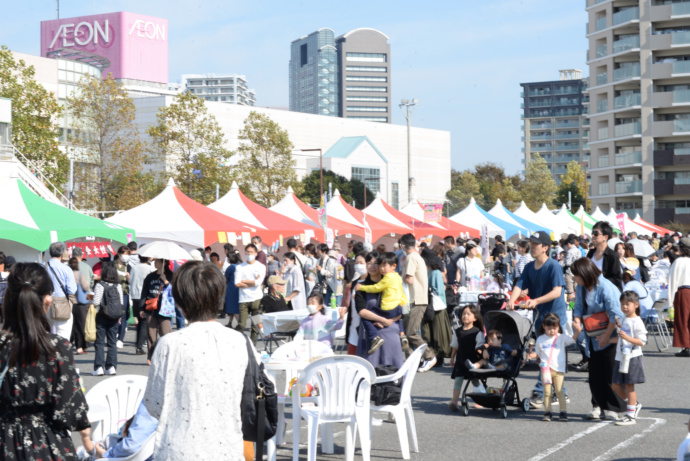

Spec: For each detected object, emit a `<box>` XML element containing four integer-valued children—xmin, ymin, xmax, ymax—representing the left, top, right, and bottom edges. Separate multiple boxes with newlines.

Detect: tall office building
<box><xmin>182</xmin><ymin>74</ymin><xmax>256</xmax><ymax>105</ymax></box>
<box><xmin>521</xmin><ymin>70</ymin><xmax>591</xmax><ymax>183</ymax></box>
<box><xmin>289</xmin><ymin>29</ymin><xmax>339</xmax><ymax>116</ymax></box>
<box><xmin>289</xmin><ymin>28</ymin><xmax>391</xmax><ymax>122</ymax></box>
<box><xmin>586</xmin><ymin>0</ymin><xmax>690</xmax><ymax>223</ymax></box>
<box><xmin>336</xmin><ymin>28</ymin><xmax>391</xmax><ymax>122</ymax></box>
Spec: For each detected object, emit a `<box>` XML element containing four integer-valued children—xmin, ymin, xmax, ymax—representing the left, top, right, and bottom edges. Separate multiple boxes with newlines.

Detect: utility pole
<box><xmin>56</xmin><ymin>0</ymin><xmax>59</xmax><ymax>19</ymax></box>
<box><xmin>399</xmin><ymin>98</ymin><xmax>418</xmax><ymax>203</ymax></box>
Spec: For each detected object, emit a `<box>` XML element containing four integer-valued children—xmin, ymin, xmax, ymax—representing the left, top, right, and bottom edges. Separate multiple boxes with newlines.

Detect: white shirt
<box><xmin>590</xmin><ymin>254</ymin><xmax>604</xmax><ymax>272</ymax></box>
<box><xmin>535</xmin><ymin>333</ymin><xmax>575</xmax><ymax>373</ymax></box>
<box><xmin>678</xmin><ymin>433</ymin><xmax>690</xmax><ymax>461</ymax></box>
<box><xmin>236</xmin><ymin>262</ymin><xmax>266</xmax><ymax>303</ymax></box>
<box><xmin>457</xmin><ymin>256</ymin><xmax>485</xmax><ymax>285</ymax></box>
<box><xmin>285</xmin><ymin>264</ymin><xmax>307</xmax><ymax>311</ymax></box>
<box><xmin>615</xmin><ymin>316</ymin><xmax>647</xmax><ymax>361</ymax></box>
<box><xmin>144</xmin><ymin>322</ymin><xmax>248</xmax><ymax>461</ymax></box>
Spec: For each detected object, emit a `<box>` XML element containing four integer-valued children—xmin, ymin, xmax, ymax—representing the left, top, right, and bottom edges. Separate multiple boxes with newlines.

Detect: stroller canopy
<box><xmin>484</xmin><ymin>310</ymin><xmax>533</xmax><ymax>349</ymax></box>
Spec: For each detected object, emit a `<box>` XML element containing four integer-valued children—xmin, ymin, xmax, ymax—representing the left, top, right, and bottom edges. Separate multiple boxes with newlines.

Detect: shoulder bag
<box><xmin>45</xmin><ymin>263</ymin><xmax>73</xmax><ymax>321</ymax></box>
<box><xmin>240</xmin><ymin>336</ymin><xmax>277</xmax><ymax>461</ymax></box>
<box><xmin>582</xmin><ymin>290</ymin><xmax>610</xmax><ymax>337</ymax></box>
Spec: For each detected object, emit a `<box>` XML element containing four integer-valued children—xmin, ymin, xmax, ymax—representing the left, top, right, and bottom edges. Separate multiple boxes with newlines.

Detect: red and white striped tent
<box><xmin>326</xmin><ymin>189</ymin><xmax>409</xmax><ymax>241</ymax></box>
<box><xmin>632</xmin><ymin>213</ymin><xmax>672</xmax><ymax>235</ymax></box>
<box><xmin>106</xmin><ymin>178</ymin><xmax>254</xmax><ymax>249</ymax></box>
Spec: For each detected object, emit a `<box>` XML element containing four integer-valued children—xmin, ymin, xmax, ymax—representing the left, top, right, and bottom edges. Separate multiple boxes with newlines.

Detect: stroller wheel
<box><xmin>501</xmin><ymin>405</ymin><xmax>508</xmax><ymax>419</ymax></box>
<box><xmin>461</xmin><ymin>402</ymin><xmax>469</xmax><ymax>416</ymax></box>
<box><xmin>521</xmin><ymin>398</ymin><xmax>530</xmax><ymax>412</ymax></box>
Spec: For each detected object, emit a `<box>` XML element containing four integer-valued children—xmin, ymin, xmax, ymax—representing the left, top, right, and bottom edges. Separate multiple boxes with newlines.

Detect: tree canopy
<box><xmin>521</xmin><ymin>153</ymin><xmax>557</xmax><ymax>211</ymax></box>
<box><xmin>298</xmin><ymin>169</ymin><xmax>374</xmax><ymax>209</ymax></box>
<box><xmin>555</xmin><ymin>160</ymin><xmax>588</xmax><ymax>210</ymax></box>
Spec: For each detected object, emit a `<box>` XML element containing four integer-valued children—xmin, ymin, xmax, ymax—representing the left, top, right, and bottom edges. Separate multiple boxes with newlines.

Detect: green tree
<box><xmin>148</xmin><ymin>92</ymin><xmax>233</xmax><ymax>205</ymax></box>
<box><xmin>474</xmin><ymin>162</ymin><xmax>506</xmax><ymax>209</ymax></box>
<box><xmin>235</xmin><ymin>111</ymin><xmax>301</xmax><ymax>207</ymax></box>
<box><xmin>521</xmin><ymin>153</ymin><xmax>557</xmax><ymax>211</ymax></box>
<box><xmin>0</xmin><ymin>46</ymin><xmax>67</xmax><ymax>186</ymax></box>
<box><xmin>67</xmin><ymin>73</ymin><xmax>151</xmax><ymax>212</ymax></box>
<box><xmin>445</xmin><ymin>169</ymin><xmax>480</xmax><ymax>215</ymax></box>
<box><xmin>298</xmin><ymin>169</ymin><xmax>374</xmax><ymax>209</ymax></box>
<box><xmin>555</xmin><ymin>160</ymin><xmax>588</xmax><ymax>210</ymax></box>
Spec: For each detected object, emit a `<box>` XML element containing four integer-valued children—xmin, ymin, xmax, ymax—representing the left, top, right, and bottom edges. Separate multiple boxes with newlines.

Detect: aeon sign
<box><xmin>41</xmin><ymin>12</ymin><xmax>168</xmax><ymax>84</ymax></box>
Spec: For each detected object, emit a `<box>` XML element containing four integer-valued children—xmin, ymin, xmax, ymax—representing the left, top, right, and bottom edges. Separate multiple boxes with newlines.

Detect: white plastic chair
<box><xmin>370</xmin><ymin>344</ymin><xmax>426</xmax><ymax>460</ymax></box>
<box><xmin>333</xmin><ymin>313</ymin><xmax>348</xmax><ymax>352</ymax></box>
<box><xmin>292</xmin><ymin>355</ymin><xmax>376</xmax><ymax>461</ymax></box>
<box><xmin>85</xmin><ymin>375</ymin><xmax>148</xmax><ymax>441</ymax></box>
<box><xmin>644</xmin><ymin>299</ymin><xmax>671</xmax><ymax>351</ymax></box>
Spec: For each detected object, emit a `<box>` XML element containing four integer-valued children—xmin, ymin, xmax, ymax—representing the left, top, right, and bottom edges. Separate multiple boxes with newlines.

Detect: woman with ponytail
<box><xmin>0</xmin><ymin>263</ymin><xmax>91</xmax><ymax>460</ymax></box>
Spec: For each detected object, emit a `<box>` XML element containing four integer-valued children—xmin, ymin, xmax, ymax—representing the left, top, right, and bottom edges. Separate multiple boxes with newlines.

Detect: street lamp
<box><xmin>300</xmin><ymin>148</ymin><xmax>323</xmax><ymax>198</ymax></box>
<box><xmin>399</xmin><ymin>98</ymin><xmax>418</xmax><ymax>203</ymax></box>
<box><xmin>363</xmin><ymin>177</ymin><xmax>378</xmax><ymax>208</ymax></box>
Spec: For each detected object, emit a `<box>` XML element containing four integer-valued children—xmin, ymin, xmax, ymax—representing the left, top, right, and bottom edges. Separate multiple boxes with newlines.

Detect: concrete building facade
<box><xmin>182</xmin><ymin>74</ymin><xmax>256</xmax><ymax>106</ymax></box>
<box><xmin>521</xmin><ymin>70</ymin><xmax>591</xmax><ymax>183</ymax></box>
<box><xmin>585</xmin><ymin>0</ymin><xmax>690</xmax><ymax>223</ymax></box>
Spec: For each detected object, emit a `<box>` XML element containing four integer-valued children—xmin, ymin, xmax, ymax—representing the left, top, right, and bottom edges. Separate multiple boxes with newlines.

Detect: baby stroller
<box><xmin>460</xmin><ymin>309</ymin><xmax>533</xmax><ymax>418</ymax></box>
<box><xmin>477</xmin><ymin>292</ymin><xmax>508</xmax><ymax>318</ymax></box>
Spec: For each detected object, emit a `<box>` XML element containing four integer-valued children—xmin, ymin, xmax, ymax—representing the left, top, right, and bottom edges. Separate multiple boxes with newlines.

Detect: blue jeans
<box><xmin>94</xmin><ymin>313</ymin><xmax>119</xmax><ymax>370</ymax></box>
<box><xmin>174</xmin><ymin>305</ymin><xmax>185</xmax><ymax>329</ymax></box>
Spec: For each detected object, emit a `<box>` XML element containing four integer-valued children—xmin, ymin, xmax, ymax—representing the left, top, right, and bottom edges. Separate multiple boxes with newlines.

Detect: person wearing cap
<box><xmin>259</xmin><ymin>275</ymin><xmax>289</xmax><ymax>314</ymax></box>
<box><xmin>189</xmin><ymin>249</ymin><xmax>204</xmax><ymax>262</ymax></box>
<box><xmin>283</xmin><ymin>252</ymin><xmax>307</xmax><ymax>311</ymax></box>
<box><xmin>507</xmin><ymin>230</ymin><xmax>568</xmax><ymax>408</ymax></box>
<box><xmin>668</xmin><ymin>237</ymin><xmax>690</xmax><ymax>357</ymax></box>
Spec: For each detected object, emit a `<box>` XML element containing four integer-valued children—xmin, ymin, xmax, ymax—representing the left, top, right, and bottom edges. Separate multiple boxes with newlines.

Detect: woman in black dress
<box><xmin>0</xmin><ymin>262</ymin><xmax>91</xmax><ymax>460</ymax></box>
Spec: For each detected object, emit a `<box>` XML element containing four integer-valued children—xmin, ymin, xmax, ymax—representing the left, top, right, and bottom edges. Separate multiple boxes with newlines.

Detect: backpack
<box><xmin>100</xmin><ymin>283</ymin><xmax>125</xmax><ymax>320</ymax></box>
<box><xmin>370</xmin><ymin>365</ymin><xmax>402</xmax><ymax>406</ymax></box>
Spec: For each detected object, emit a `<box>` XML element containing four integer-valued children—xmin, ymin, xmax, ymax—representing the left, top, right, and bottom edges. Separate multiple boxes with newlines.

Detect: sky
<box><xmin>0</xmin><ymin>0</ymin><xmax>588</xmax><ymax>176</ymax></box>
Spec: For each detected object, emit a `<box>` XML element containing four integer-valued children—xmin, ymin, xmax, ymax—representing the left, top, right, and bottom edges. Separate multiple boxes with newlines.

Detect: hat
<box><xmin>333</xmin><ymin>242</ymin><xmax>342</xmax><ymax>251</ymax></box>
<box><xmin>465</xmin><ymin>241</ymin><xmax>477</xmax><ymax>250</ymax></box>
<box><xmin>327</xmin><ymin>250</ymin><xmax>337</xmax><ymax>258</ymax></box>
<box><xmin>363</xmin><ymin>242</ymin><xmax>373</xmax><ymax>252</ymax></box>
<box><xmin>506</xmin><ymin>242</ymin><xmax>515</xmax><ymax>249</ymax></box>
<box><xmin>528</xmin><ymin>231</ymin><xmax>552</xmax><ymax>247</ymax></box>
<box><xmin>189</xmin><ymin>249</ymin><xmax>204</xmax><ymax>261</ymax></box>
<box><xmin>267</xmin><ymin>275</ymin><xmax>286</xmax><ymax>286</ymax></box>
<box><xmin>680</xmin><ymin>237</ymin><xmax>690</xmax><ymax>248</ymax></box>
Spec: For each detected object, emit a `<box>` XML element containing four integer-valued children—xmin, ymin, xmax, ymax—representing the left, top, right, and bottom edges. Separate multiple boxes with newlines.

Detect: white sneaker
<box><xmin>105</xmin><ymin>367</ymin><xmax>117</xmax><ymax>376</ymax></box>
<box><xmin>92</xmin><ymin>367</ymin><xmax>104</xmax><ymax>376</ymax></box>
<box><xmin>116</xmin><ymin>340</ymin><xmax>124</xmax><ymax>349</ymax></box>
<box><xmin>634</xmin><ymin>402</ymin><xmax>642</xmax><ymax>418</ymax></box>
<box><xmin>586</xmin><ymin>406</ymin><xmax>601</xmax><ymax>420</ymax></box>
<box><xmin>418</xmin><ymin>356</ymin><xmax>437</xmax><ymax>373</ymax></box>
<box><xmin>603</xmin><ymin>410</ymin><xmax>619</xmax><ymax>421</ymax></box>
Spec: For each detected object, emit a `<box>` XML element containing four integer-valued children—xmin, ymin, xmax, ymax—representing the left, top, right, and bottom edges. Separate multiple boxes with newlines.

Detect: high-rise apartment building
<box><xmin>182</xmin><ymin>74</ymin><xmax>256</xmax><ymax>105</ymax></box>
<box><xmin>336</xmin><ymin>29</ymin><xmax>391</xmax><ymax>123</ymax></box>
<box><xmin>521</xmin><ymin>70</ymin><xmax>591</xmax><ymax>183</ymax></box>
<box><xmin>586</xmin><ymin>0</ymin><xmax>690</xmax><ymax>223</ymax></box>
<box><xmin>289</xmin><ymin>28</ymin><xmax>391</xmax><ymax>122</ymax></box>
<box><xmin>289</xmin><ymin>29</ymin><xmax>339</xmax><ymax>117</ymax></box>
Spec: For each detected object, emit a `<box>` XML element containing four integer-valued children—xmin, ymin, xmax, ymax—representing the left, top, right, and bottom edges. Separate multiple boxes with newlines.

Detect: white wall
<box><xmin>133</xmin><ymin>97</ymin><xmax>451</xmax><ymax>207</ymax></box>
<box><xmin>0</xmin><ymin>98</ymin><xmax>11</xmax><ymax>124</ymax></box>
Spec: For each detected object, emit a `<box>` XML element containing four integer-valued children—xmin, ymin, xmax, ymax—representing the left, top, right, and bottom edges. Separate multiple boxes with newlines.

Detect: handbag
<box><xmin>431</xmin><ymin>291</ymin><xmax>446</xmax><ymax>312</ymax></box>
<box><xmin>84</xmin><ymin>305</ymin><xmax>97</xmax><ymax>343</ymax></box>
<box><xmin>45</xmin><ymin>263</ymin><xmax>74</xmax><ymax>321</ymax></box>
<box><xmin>240</xmin><ymin>336</ymin><xmax>277</xmax><ymax>461</ymax></box>
<box><xmin>158</xmin><ymin>285</ymin><xmax>176</xmax><ymax>318</ymax></box>
<box><xmin>583</xmin><ymin>311</ymin><xmax>610</xmax><ymax>337</ymax></box>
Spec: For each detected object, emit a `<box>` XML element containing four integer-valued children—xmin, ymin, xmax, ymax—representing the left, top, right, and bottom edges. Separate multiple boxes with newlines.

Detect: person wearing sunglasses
<box><xmin>587</xmin><ymin>221</ymin><xmax>623</xmax><ymax>292</ymax></box>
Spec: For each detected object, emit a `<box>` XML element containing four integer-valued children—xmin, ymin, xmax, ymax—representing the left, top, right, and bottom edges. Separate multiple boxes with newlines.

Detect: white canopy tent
<box><xmin>535</xmin><ymin>204</ymin><xmax>578</xmax><ymax>237</ymax></box>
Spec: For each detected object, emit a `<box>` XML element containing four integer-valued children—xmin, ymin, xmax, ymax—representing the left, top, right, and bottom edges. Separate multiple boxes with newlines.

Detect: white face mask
<box><xmin>120</xmin><ymin>255</ymin><xmax>130</xmax><ymax>264</ymax></box>
<box><xmin>307</xmin><ymin>304</ymin><xmax>319</xmax><ymax>315</ymax></box>
<box><xmin>246</xmin><ymin>254</ymin><xmax>256</xmax><ymax>263</ymax></box>
<box><xmin>354</xmin><ymin>263</ymin><xmax>366</xmax><ymax>276</ymax></box>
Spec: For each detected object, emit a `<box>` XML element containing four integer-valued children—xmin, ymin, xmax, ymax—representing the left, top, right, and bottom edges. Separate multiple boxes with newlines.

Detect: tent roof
<box><xmin>326</xmin><ymin>189</ymin><xmax>409</xmax><ymax>240</ymax></box>
<box><xmin>323</xmin><ymin>136</ymin><xmax>387</xmax><ymax>163</ymax></box>
<box><xmin>606</xmin><ymin>209</ymin><xmax>656</xmax><ymax>237</ymax></box>
<box><xmin>590</xmin><ymin>206</ymin><xmax>622</xmax><ymax>231</ymax></box>
<box><xmin>556</xmin><ymin>205</ymin><xmax>591</xmax><ymax>235</ymax></box>
<box><xmin>0</xmin><ymin>178</ymin><xmax>134</xmax><ymax>251</ymax></box>
<box><xmin>513</xmin><ymin>201</ymin><xmax>557</xmax><ymax>233</ymax></box>
<box><xmin>488</xmin><ymin>199</ymin><xmax>550</xmax><ymax>236</ymax></box>
<box><xmin>535</xmin><ymin>204</ymin><xmax>579</xmax><ymax>237</ymax></box>
<box><xmin>400</xmin><ymin>198</ymin><xmax>479</xmax><ymax>238</ymax></box>
<box><xmin>209</xmin><ymin>182</ymin><xmax>320</xmax><ymax>242</ymax></box>
<box><xmin>449</xmin><ymin>197</ymin><xmax>524</xmax><ymax>239</ymax></box>
<box><xmin>107</xmin><ymin>178</ymin><xmax>253</xmax><ymax>248</ymax></box>
<box><xmin>633</xmin><ymin>214</ymin><xmax>672</xmax><ymax>235</ymax></box>
<box><xmin>269</xmin><ymin>187</ymin><xmax>363</xmax><ymax>237</ymax></box>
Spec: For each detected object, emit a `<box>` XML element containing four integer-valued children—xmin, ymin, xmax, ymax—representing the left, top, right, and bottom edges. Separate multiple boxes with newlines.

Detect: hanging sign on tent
<box><xmin>325</xmin><ymin>228</ymin><xmax>334</xmax><ymax>247</ymax></box>
<box><xmin>242</xmin><ymin>232</ymin><xmax>251</xmax><ymax>245</ymax></box>
<box><xmin>363</xmin><ymin>212</ymin><xmax>372</xmax><ymax>244</ymax></box>
<box><xmin>616</xmin><ymin>214</ymin><xmax>627</xmax><ymax>237</ymax></box>
<box><xmin>227</xmin><ymin>232</ymin><xmax>237</xmax><ymax>243</ymax></box>
<box><xmin>217</xmin><ymin>232</ymin><xmax>227</xmax><ymax>243</ymax></box>
<box><xmin>305</xmin><ymin>229</ymin><xmax>315</xmax><ymax>241</ymax></box>
<box><xmin>423</xmin><ymin>204</ymin><xmax>443</xmax><ymax>222</ymax></box>
<box><xmin>92</xmin><ymin>244</ymin><xmax>106</xmax><ymax>258</ymax></box>
<box><xmin>105</xmin><ymin>243</ymin><xmax>115</xmax><ymax>255</ymax></box>
<box><xmin>83</xmin><ymin>244</ymin><xmax>94</xmax><ymax>259</ymax></box>
<box><xmin>480</xmin><ymin>224</ymin><xmax>489</xmax><ymax>264</ymax></box>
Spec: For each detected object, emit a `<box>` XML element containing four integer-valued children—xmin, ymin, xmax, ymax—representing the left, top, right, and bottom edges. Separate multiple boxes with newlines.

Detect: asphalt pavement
<box><xmin>75</xmin><ymin>322</ymin><xmax>690</xmax><ymax>461</ymax></box>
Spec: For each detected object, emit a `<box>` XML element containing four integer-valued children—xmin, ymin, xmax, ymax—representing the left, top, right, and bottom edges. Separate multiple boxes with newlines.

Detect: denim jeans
<box><xmin>174</xmin><ymin>305</ymin><xmax>186</xmax><ymax>329</ymax></box>
<box><xmin>118</xmin><ymin>294</ymin><xmax>130</xmax><ymax>342</ymax></box>
<box><xmin>94</xmin><ymin>313</ymin><xmax>119</xmax><ymax>370</ymax></box>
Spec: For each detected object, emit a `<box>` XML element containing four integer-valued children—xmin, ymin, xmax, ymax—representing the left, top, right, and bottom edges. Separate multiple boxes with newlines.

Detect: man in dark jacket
<box><xmin>586</xmin><ymin>221</ymin><xmax>623</xmax><ymax>291</ymax></box>
<box><xmin>343</xmin><ymin>241</ymin><xmax>364</xmax><ymax>285</ymax></box>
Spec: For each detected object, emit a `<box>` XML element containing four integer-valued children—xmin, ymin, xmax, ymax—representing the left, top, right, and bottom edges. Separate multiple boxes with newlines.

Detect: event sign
<box><xmin>423</xmin><ymin>204</ymin><xmax>443</xmax><ymax>222</ymax></box>
<box><xmin>616</xmin><ymin>214</ymin><xmax>626</xmax><ymax>236</ymax></box>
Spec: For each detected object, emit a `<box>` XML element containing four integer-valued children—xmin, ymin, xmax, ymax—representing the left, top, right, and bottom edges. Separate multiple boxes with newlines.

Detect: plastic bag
<box><xmin>84</xmin><ymin>305</ymin><xmax>97</xmax><ymax>343</ymax></box>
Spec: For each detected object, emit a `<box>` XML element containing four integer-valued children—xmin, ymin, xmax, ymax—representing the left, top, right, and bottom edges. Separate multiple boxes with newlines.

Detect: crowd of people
<box><xmin>0</xmin><ymin>221</ymin><xmax>689</xmax><ymax>459</ymax></box>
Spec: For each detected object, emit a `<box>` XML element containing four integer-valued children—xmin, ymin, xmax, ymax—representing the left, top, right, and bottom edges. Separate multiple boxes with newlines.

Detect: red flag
<box><xmin>105</xmin><ymin>243</ymin><xmax>115</xmax><ymax>255</ymax></box>
<box><xmin>66</xmin><ymin>242</ymin><xmax>76</xmax><ymax>256</ymax></box>
<box><xmin>93</xmin><ymin>244</ymin><xmax>106</xmax><ymax>258</ymax></box>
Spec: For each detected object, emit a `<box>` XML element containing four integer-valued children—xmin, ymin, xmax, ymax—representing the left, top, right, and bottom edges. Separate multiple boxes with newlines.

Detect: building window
<box><xmin>346</xmin><ymin>66</ymin><xmax>387</xmax><ymax>72</ymax></box>
<box><xmin>352</xmin><ymin>167</ymin><xmax>380</xmax><ymax>192</ymax></box>
<box><xmin>346</xmin><ymin>86</ymin><xmax>387</xmax><ymax>92</ymax></box>
<box><xmin>346</xmin><ymin>52</ymin><xmax>387</xmax><ymax>63</ymax></box>
<box><xmin>347</xmin><ymin>116</ymin><xmax>388</xmax><ymax>122</ymax></box>
<box><xmin>346</xmin><ymin>76</ymin><xmax>387</xmax><ymax>82</ymax></box>
<box><xmin>300</xmin><ymin>44</ymin><xmax>308</xmax><ymax>67</ymax></box>
<box><xmin>346</xmin><ymin>96</ymin><xmax>388</xmax><ymax>102</ymax></box>
<box><xmin>391</xmin><ymin>182</ymin><xmax>399</xmax><ymax>209</ymax></box>
<box><xmin>347</xmin><ymin>106</ymin><xmax>388</xmax><ymax>112</ymax></box>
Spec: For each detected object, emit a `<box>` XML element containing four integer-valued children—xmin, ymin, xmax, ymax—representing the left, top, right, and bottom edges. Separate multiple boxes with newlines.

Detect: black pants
<box><xmin>132</xmin><ymin>298</ymin><xmax>147</xmax><ymax>350</ymax></box>
<box><xmin>70</xmin><ymin>303</ymin><xmax>88</xmax><ymax>350</ymax></box>
<box><xmin>94</xmin><ymin>313</ymin><xmax>119</xmax><ymax>371</ymax></box>
<box><xmin>117</xmin><ymin>294</ymin><xmax>130</xmax><ymax>342</ymax></box>
<box><xmin>588</xmin><ymin>342</ymin><xmax>625</xmax><ymax>413</ymax></box>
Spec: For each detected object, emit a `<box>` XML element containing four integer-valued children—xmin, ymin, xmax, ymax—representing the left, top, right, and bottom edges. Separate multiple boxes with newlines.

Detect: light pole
<box><xmin>363</xmin><ymin>177</ymin><xmax>378</xmax><ymax>208</ymax></box>
<box><xmin>301</xmin><ymin>148</ymin><xmax>323</xmax><ymax>198</ymax></box>
<box><xmin>399</xmin><ymin>98</ymin><xmax>418</xmax><ymax>203</ymax></box>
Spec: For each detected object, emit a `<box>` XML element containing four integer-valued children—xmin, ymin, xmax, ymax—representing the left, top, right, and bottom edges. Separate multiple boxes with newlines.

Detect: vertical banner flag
<box><xmin>580</xmin><ymin>213</ymin><xmax>585</xmax><ymax>236</ymax></box>
<box><xmin>480</xmin><ymin>224</ymin><xmax>489</xmax><ymax>264</ymax></box>
<box><xmin>318</xmin><ymin>193</ymin><xmax>327</xmax><ymax>228</ymax></box>
<box><xmin>616</xmin><ymin>214</ymin><xmax>626</xmax><ymax>237</ymax></box>
<box><xmin>423</xmin><ymin>204</ymin><xmax>443</xmax><ymax>222</ymax></box>
<box><xmin>363</xmin><ymin>212</ymin><xmax>372</xmax><ymax>244</ymax></box>
<box><xmin>326</xmin><ymin>228</ymin><xmax>335</xmax><ymax>248</ymax></box>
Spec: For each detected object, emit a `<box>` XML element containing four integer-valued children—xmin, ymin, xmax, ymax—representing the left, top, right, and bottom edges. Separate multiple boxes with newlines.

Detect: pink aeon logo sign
<box><xmin>41</xmin><ymin>12</ymin><xmax>169</xmax><ymax>84</ymax></box>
